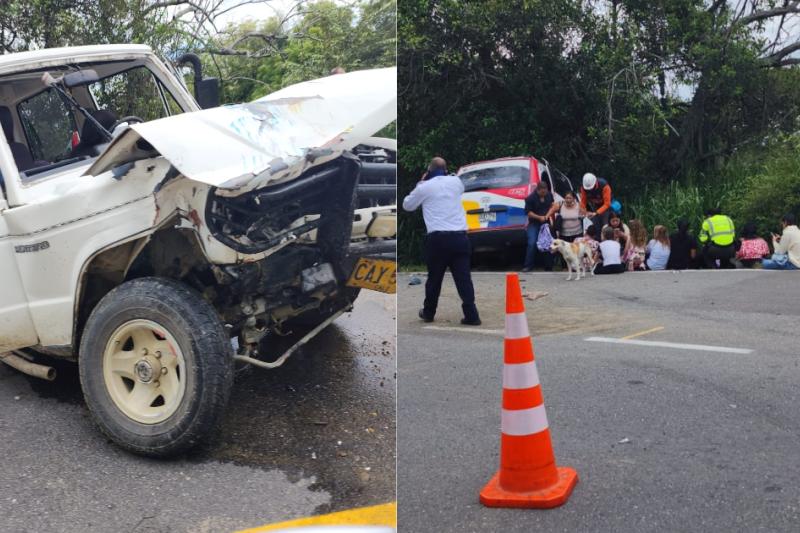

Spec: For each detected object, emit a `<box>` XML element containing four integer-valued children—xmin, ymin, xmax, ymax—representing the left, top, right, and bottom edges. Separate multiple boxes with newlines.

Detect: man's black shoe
<box><xmin>521</xmin><ymin>267</ymin><xmax>532</xmax><ymax>272</ymax></box>
<box><xmin>419</xmin><ymin>309</ymin><xmax>434</xmax><ymax>322</ymax></box>
<box><xmin>461</xmin><ymin>317</ymin><xmax>482</xmax><ymax>326</ymax></box>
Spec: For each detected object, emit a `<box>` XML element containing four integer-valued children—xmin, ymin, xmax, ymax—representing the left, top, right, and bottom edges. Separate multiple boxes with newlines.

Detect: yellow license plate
<box><xmin>347</xmin><ymin>257</ymin><xmax>396</xmax><ymax>294</ymax></box>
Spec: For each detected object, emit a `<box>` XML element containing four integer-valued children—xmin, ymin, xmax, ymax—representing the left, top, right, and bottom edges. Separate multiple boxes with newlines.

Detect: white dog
<box><xmin>550</xmin><ymin>239</ymin><xmax>597</xmax><ymax>281</ymax></box>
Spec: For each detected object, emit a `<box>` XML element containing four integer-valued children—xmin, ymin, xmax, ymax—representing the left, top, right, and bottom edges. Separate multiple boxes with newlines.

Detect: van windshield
<box><xmin>460</xmin><ymin>165</ymin><xmax>529</xmax><ymax>192</ymax></box>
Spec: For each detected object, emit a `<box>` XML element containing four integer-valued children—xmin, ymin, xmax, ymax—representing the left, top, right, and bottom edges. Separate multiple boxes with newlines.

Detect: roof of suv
<box><xmin>0</xmin><ymin>44</ymin><xmax>154</xmax><ymax>75</ymax></box>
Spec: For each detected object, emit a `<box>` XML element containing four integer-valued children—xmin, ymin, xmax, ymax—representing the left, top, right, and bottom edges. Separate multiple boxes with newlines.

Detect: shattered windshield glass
<box><xmin>460</xmin><ymin>164</ymin><xmax>529</xmax><ymax>192</ymax></box>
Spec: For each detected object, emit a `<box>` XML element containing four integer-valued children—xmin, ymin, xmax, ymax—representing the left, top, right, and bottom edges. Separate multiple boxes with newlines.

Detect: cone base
<box><xmin>479</xmin><ymin>466</ymin><xmax>578</xmax><ymax>509</ymax></box>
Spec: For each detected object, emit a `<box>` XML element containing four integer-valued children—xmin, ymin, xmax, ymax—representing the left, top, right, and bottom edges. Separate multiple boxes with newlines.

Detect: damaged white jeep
<box><xmin>0</xmin><ymin>45</ymin><xmax>396</xmax><ymax>456</ymax></box>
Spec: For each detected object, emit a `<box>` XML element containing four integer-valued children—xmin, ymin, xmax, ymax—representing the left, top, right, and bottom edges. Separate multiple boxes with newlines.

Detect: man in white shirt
<box><xmin>763</xmin><ymin>213</ymin><xmax>800</xmax><ymax>270</ymax></box>
<box><xmin>403</xmin><ymin>157</ymin><xmax>481</xmax><ymax>325</ymax></box>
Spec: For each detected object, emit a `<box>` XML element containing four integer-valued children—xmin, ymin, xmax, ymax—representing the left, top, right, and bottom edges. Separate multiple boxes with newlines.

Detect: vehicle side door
<box><xmin>0</xmin><ymin>159</ymin><xmax>39</xmax><ymax>351</ymax></box>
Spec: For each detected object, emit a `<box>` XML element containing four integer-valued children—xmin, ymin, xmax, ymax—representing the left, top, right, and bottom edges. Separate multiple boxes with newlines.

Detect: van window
<box><xmin>89</xmin><ymin>67</ymin><xmax>170</xmax><ymax>122</ymax></box>
<box><xmin>460</xmin><ymin>165</ymin><xmax>529</xmax><ymax>192</ymax></box>
<box><xmin>18</xmin><ymin>88</ymin><xmax>77</xmax><ymax>163</ymax></box>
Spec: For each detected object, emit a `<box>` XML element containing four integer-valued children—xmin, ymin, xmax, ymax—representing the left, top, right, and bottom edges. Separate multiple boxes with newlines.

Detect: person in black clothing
<box><xmin>667</xmin><ymin>219</ymin><xmax>698</xmax><ymax>270</ymax></box>
<box><xmin>403</xmin><ymin>157</ymin><xmax>481</xmax><ymax>325</ymax></box>
<box><xmin>522</xmin><ymin>180</ymin><xmax>556</xmax><ymax>272</ymax></box>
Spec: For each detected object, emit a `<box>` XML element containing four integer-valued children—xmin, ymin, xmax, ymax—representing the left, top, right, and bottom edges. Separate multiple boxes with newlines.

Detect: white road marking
<box><xmin>422</xmin><ymin>325</ymin><xmax>504</xmax><ymax>336</ymax></box>
<box><xmin>585</xmin><ymin>336</ymin><xmax>752</xmax><ymax>354</ymax></box>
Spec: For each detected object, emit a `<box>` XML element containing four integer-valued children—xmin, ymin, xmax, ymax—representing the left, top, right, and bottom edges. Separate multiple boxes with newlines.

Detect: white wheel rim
<box><xmin>102</xmin><ymin>319</ymin><xmax>187</xmax><ymax>425</ymax></box>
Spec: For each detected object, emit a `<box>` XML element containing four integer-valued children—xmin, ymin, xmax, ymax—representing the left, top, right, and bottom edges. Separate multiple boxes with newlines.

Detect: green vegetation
<box><xmin>628</xmin><ymin>134</ymin><xmax>800</xmax><ymax>239</ymax></box>
<box><xmin>399</xmin><ymin>0</ymin><xmax>800</xmax><ymax>264</ymax></box>
<box><xmin>0</xmin><ymin>0</ymin><xmax>396</xmax><ymax>104</ymax></box>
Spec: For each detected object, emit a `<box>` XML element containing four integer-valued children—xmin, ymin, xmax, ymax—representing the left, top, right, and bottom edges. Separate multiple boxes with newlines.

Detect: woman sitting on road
<box><xmin>734</xmin><ymin>222</ymin><xmax>770</xmax><ymax>268</ymax></box>
<box><xmin>763</xmin><ymin>213</ymin><xmax>800</xmax><ymax>270</ymax></box>
<box><xmin>624</xmin><ymin>219</ymin><xmax>648</xmax><ymax>271</ymax></box>
<box><xmin>646</xmin><ymin>225</ymin><xmax>671</xmax><ymax>270</ymax></box>
<box><xmin>602</xmin><ymin>212</ymin><xmax>630</xmax><ymax>240</ymax></box>
<box><xmin>595</xmin><ymin>226</ymin><xmax>625</xmax><ymax>274</ymax></box>
<box><xmin>554</xmin><ymin>190</ymin><xmax>584</xmax><ymax>242</ymax></box>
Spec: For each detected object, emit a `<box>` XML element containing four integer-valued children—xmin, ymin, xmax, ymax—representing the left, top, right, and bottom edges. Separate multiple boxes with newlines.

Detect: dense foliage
<box><xmin>0</xmin><ymin>0</ymin><xmax>397</xmax><ymax>103</ymax></box>
<box><xmin>399</xmin><ymin>0</ymin><xmax>800</xmax><ymax>263</ymax></box>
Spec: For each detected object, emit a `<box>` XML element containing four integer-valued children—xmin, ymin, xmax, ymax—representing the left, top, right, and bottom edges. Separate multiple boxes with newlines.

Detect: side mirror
<box><xmin>196</xmin><ymin>77</ymin><xmax>220</xmax><ymax>109</ymax></box>
<box><xmin>62</xmin><ymin>69</ymin><xmax>100</xmax><ymax>88</ymax></box>
<box><xmin>176</xmin><ymin>53</ymin><xmax>220</xmax><ymax>109</ymax></box>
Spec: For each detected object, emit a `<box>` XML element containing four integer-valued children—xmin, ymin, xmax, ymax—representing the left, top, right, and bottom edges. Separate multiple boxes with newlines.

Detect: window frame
<box><xmin>16</xmin><ymin>87</ymin><xmax>80</xmax><ymax>164</ymax></box>
<box><xmin>87</xmin><ymin>64</ymin><xmax>172</xmax><ymax>122</ymax></box>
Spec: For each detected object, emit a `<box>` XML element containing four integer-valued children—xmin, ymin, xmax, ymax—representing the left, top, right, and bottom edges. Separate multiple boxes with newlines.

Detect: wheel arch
<box><xmin>72</xmin><ymin>218</ymin><xmax>210</xmax><ymax>353</ymax></box>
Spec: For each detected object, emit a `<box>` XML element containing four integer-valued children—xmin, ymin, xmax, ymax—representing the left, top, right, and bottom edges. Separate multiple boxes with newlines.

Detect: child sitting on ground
<box><xmin>734</xmin><ymin>222</ymin><xmax>770</xmax><ymax>268</ymax></box>
<box><xmin>646</xmin><ymin>225</ymin><xmax>671</xmax><ymax>270</ymax></box>
<box><xmin>624</xmin><ymin>219</ymin><xmax>648</xmax><ymax>271</ymax></box>
<box><xmin>596</xmin><ymin>226</ymin><xmax>625</xmax><ymax>274</ymax></box>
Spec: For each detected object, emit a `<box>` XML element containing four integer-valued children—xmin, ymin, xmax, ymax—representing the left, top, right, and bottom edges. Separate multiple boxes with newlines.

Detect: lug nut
<box><xmin>154</xmin><ymin>381</ymin><xmax>160</xmax><ymax>387</ymax></box>
<box><xmin>155</xmin><ymin>351</ymin><xmax>162</xmax><ymax>359</ymax></box>
<box><xmin>161</xmin><ymin>367</ymin><xmax>168</xmax><ymax>375</ymax></box>
<box><xmin>141</xmin><ymin>348</ymin><xmax>148</xmax><ymax>355</ymax></box>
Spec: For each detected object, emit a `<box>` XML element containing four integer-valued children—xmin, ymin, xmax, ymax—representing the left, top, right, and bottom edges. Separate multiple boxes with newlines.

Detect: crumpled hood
<box><xmin>87</xmin><ymin>67</ymin><xmax>396</xmax><ymax>194</ymax></box>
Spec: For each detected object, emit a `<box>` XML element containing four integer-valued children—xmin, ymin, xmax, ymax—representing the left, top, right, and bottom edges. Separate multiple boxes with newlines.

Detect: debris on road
<box><xmin>524</xmin><ymin>291</ymin><xmax>549</xmax><ymax>301</ymax></box>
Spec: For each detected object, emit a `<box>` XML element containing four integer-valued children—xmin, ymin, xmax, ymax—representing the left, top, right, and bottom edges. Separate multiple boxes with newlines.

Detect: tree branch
<box><xmin>739</xmin><ymin>1</ymin><xmax>800</xmax><ymax>26</ymax></box>
<box><xmin>761</xmin><ymin>41</ymin><xmax>800</xmax><ymax>65</ymax></box>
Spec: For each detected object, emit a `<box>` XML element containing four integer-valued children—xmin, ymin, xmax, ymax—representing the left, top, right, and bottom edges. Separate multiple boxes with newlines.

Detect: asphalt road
<box><xmin>0</xmin><ymin>289</ymin><xmax>395</xmax><ymax>533</ymax></box>
<box><xmin>398</xmin><ymin>270</ymin><xmax>800</xmax><ymax>532</ymax></box>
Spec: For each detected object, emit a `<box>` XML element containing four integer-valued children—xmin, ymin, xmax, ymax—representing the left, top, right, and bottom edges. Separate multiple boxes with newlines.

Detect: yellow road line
<box><xmin>238</xmin><ymin>502</ymin><xmax>397</xmax><ymax>532</ymax></box>
<box><xmin>621</xmin><ymin>326</ymin><xmax>664</xmax><ymax>340</ymax></box>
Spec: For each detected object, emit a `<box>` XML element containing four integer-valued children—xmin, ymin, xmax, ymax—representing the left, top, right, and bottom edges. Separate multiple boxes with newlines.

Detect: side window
<box><xmin>18</xmin><ymin>89</ymin><xmax>77</xmax><ymax>163</ymax></box>
<box><xmin>162</xmin><ymin>84</ymin><xmax>184</xmax><ymax>116</ymax></box>
<box><xmin>89</xmin><ymin>67</ymin><xmax>170</xmax><ymax>122</ymax></box>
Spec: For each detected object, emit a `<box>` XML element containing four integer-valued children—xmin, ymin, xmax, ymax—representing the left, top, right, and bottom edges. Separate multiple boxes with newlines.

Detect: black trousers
<box><xmin>703</xmin><ymin>243</ymin><xmax>735</xmax><ymax>269</ymax></box>
<box><xmin>423</xmin><ymin>232</ymin><xmax>479</xmax><ymax>321</ymax></box>
<box><xmin>595</xmin><ymin>263</ymin><xmax>625</xmax><ymax>274</ymax></box>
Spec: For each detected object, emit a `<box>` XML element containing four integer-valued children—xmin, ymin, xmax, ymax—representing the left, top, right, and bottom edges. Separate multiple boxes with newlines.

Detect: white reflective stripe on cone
<box><xmin>505</xmin><ymin>312</ymin><xmax>530</xmax><ymax>339</ymax></box>
<box><xmin>503</xmin><ymin>361</ymin><xmax>540</xmax><ymax>390</ymax></box>
<box><xmin>501</xmin><ymin>405</ymin><xmax>549</xmax><ymax>436</ymax></box>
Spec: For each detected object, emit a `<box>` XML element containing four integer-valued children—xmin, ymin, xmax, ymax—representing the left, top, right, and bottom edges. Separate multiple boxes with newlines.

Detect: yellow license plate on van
<box><xmin>347</xmin><ymin>257</ymin><xmax>396</xmax><ymax>294</ymax></box>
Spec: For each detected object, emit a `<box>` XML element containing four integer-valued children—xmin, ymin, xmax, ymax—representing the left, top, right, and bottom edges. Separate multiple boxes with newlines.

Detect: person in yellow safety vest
<box><xmin>699</xmin><ymin>207</ymin><xmax>736</xmax><ymax>269</ymax></box>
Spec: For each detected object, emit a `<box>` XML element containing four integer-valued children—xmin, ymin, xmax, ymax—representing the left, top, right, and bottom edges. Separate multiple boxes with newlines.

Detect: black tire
<box><xmin>79</xmin><ymin>277</ymin><xmax>233</xmax><ymax>457</ymax></box>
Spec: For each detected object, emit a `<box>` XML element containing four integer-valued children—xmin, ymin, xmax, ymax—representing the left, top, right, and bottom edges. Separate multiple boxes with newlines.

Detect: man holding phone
<box><xmin>403</xmin><ymin>157</ymin><xmax>481</xmax><ymax>325</ymax></box>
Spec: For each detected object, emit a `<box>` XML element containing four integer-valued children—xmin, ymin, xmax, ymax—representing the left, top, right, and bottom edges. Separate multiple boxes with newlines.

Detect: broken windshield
<box><xmin>460</xmin><ymin>164</ymin><xmax>529</xmax><ymax>192</ymax></box>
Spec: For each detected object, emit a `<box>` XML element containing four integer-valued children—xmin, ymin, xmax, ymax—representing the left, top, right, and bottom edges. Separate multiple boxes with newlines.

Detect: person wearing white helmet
<box><xmin>580</xmin><ymin>172</ymin><xmax>613</xmax><ymax>230</ymax></box>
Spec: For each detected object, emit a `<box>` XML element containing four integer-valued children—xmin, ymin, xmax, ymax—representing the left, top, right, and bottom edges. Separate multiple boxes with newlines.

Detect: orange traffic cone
<box><xmin>479</xmin><ymin>273</ymin><xmax>578</xmax><ymax>509</ymax></box>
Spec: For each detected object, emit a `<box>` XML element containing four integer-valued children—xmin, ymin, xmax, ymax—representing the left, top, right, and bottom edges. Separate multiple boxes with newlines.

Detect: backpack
<box><xmin>537</xmin><ymin>223</ymin><xmax>554</xmax><ymax>251</ymax></box>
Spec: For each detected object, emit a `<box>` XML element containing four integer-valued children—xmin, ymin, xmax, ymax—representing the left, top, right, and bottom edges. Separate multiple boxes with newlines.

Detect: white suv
<box><xmin>0</xmin><ymin>45</ymin><xmax>396</xmax><ymax>456</ymax></box>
